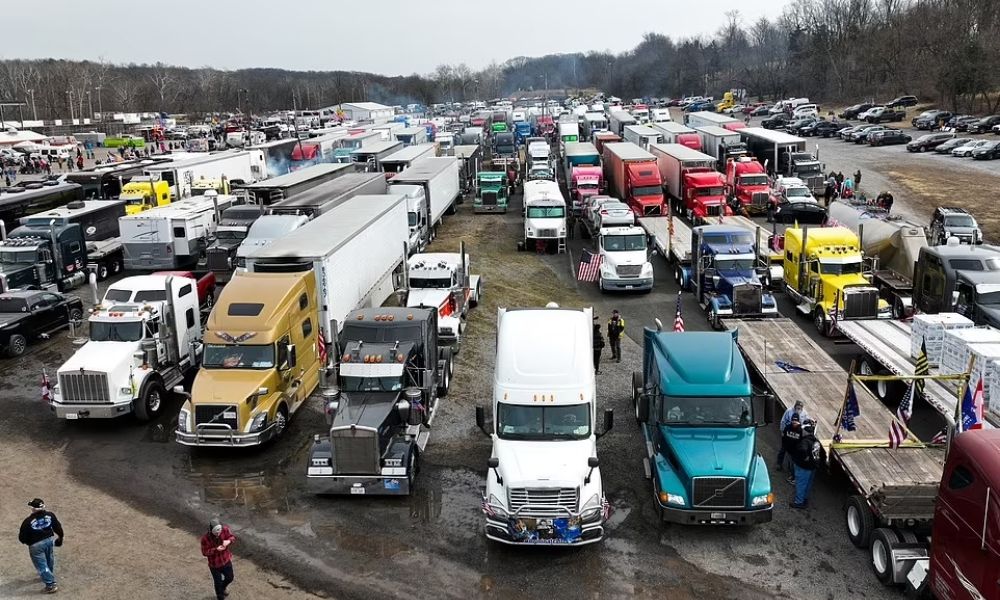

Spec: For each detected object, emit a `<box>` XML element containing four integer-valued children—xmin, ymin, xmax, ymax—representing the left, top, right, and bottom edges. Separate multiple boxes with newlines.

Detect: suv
<box><xmin>801</xmin><ymin>120</ymin><xmax>844</xmax><ymax>137</ymax></box>
<box><xmin>785</xmin><ymin>116</ymin><xmax>819</xmax><ymax>135</ymax></box>
<box><xmin>907</xmin><ymin>132</ymin><xmax>955</xmax><ymax>152</ymax></box>
<box><xmin>761</xmin><ymin>113</ymin><xmax>791</xmax><ymax>129</ymax></box>
<box><xmin>854</xmin><ymin>125</ymin><xmax>892</xmax><ymax>143</ymax></box>
<box><xmin>869</xmin><ymin>129</ymin><xmax>911</xmax><ymax>146</ymax></box>
<box><xmin>866</xmin><ymin>107</ymin><xmax>907</xmax><ymax>123</ymax></box>
<box><xmin>968</xmin><ymin>115</ymin><xmax>1000</xmax><ymax>134</ymax></box>
<box><xmin>929</xmin><ymin>207</ymin><xmax>983</xmax><ymax>245</ymax></box>
<box><xmin>912</xmin><ymin>110</ymin><xmax>953</xmax><ymax>130</ymax></box>
<box><xmin>839</xmin><ymin>103</ymin><xmax>873</xmax><ymax>120</ymax></box>
<box><xmin>885</xmin><ymin>95</ymin><xmax>918</xmax><ymax>108</ymax></box>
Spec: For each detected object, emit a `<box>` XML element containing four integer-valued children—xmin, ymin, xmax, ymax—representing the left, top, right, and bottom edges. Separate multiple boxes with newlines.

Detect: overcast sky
<box><xmin>3</xmin><ymin>0</ymin><xmax>789</xmax><ymax>75</ymax></box>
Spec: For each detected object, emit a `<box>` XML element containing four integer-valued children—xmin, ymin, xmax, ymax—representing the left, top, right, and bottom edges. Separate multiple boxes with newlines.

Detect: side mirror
<box><xmin>487</xmin><ymin>456</ymin><xmax>503</xmax><ymax>485</ymax></box>
<box><xmin>475</xmin><ymin>405</ymin><xmax>490</xmax><ymax>436</ymax></box>
<box><xmin>585</xmin><ymin>456</ymin><xmax>600</xmax><ymax>484</ymax></box>
<box><xmin>951</xmin><ymin>291</ymin><xmax>960</xmax><ymax>306</ymax></box>
<box><xmin>257</xmin><ymin>387</ymin><xmax>269</xmax><ymax>396</ymax></box>
<box><xmin>753</xmin><ymin>393</ymin><xmax>775</xmax><ymax>425</ymax></box>
<box><xmin>602</xmin><ymin>408</ymin><xmax>614</xmax><ymax>435</ymax></box>
<box><xmin>287</xmin><ymin>344</ymin><xmax>297</xmax><ymax>369</ymax></box>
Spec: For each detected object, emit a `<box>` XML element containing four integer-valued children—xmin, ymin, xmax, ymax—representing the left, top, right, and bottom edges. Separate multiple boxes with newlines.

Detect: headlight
<box><xmin>488</xmin><ymin>494</ymin><xmax>508</xmax><ymax>518</ymax></box>
<box><xmin>580</xmin><ymin>493</ymin><xmax>603</xmax><ymax>521</ymax></box>
<box><xmin>659</xmin><ymin>492</ymin><xmax>686</xmax><ymax>507</ymax></box>
<box><xmin>878</xmin><ymin>303</ymin><xmax>891</xmax><ymax>315</ymax></box>
<box><xmin>249</xmin><ymin>412</ymin><xmax>267</xmax><ymax>432</ymax></box>
<box><xmin>177</xmin><ymin>408</ymin><xmax>191</xmax><ymax>433</ymax></box>
<box><xmin>120</xmin><ymin>386</ymin><xmax>133</xmax><ymax>396</ymax></box>
<box><xmin>310</xmin><ymin>456</ymin><xmax>330</xmax><ymax>467</ymax></box>
<box><xmin>752</xmin><ymin>493</ymin><xmax>774</xmax><ymax>507</ymax></box>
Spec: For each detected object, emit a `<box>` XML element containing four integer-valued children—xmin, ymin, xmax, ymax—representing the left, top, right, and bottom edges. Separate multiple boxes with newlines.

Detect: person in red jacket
<box><xmin>200</xmin><ymin>518</ymin><xmax>236</xmax><ymax>600</ymax></box>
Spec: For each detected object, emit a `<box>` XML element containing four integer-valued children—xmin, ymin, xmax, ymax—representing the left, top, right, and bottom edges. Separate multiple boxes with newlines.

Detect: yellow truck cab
<box><xmin>175</xmin><ymin>270</ymin><xmax>322</xmax><ymax>447</ymax></box>
<box><xmin>121</xmin><ymin>178</ymin><xmax>171</xmax><ymax>215</ymax></box>
<box><xmin>783</xmin><ymin>226</ymin><xmax>889</xmax><ymax>334</ymax></box>
<box><xmin>191</xmin><ymin>176</ymin><xmax>230</xmax><ymax>196</ymax></box>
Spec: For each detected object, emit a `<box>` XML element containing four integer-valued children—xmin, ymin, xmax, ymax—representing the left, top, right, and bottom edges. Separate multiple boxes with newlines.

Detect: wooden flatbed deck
<box><xmin>727</xmin><ymin>318</ymin><xmax>945</xmax><ymax>517</ymax></box>
<box><xmin>639</xmin><ymin>216</ymin><xmax>691</xmax><ymax>264</ymax></box>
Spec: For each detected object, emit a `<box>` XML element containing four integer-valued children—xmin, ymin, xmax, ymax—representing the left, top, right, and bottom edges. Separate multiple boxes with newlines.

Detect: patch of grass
<box><xmin>888</xmin><ymin>165</ymin><xmax>1000</xmax><ymax>239</ymax></box>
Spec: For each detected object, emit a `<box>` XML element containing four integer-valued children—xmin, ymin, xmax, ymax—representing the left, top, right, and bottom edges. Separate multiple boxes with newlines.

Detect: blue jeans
<box><xmin>793</xmin><ymin>464</ymin><xmax>816</xmax><ymax>506</ymax></box>
<box><xmin>29</xmin><ymin>537</ymin><xmax>56</xmax><ymax>586</ymax></box>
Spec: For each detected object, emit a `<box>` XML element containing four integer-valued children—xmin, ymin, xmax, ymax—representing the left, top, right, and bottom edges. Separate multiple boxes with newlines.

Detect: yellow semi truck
<box><xmin>175</xmin><ymin>270</ymin><xmax>323</xmax><ymax>447</ymax></box>
<box><xmin>120</xmin><ymin>177</ymin><xmax>172</xmax><ymax>214</ymax></box>
<box><xmin>782</xmin><ymin>226</ymin><xmax>890</xmax><ymax>335</ymax></box>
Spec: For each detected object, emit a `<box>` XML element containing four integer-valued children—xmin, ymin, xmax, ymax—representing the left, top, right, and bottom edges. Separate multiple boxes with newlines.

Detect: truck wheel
<box><xmin>68</xmin><ymin>308</ymin><xmax>83</xmax><ymax>324</ymax></box>
<box><xmin>632</xmin><ymin>371</ymin><xmax>643</xmax><ymax>424</ymax></box>
<box><xmin>870</xmin><ymin>528</ymin><xmax>901</xmax><ymax>585</ymax></box>
<box><xmin>98</xmin><ymin>264</ymin><xmax>109</xmax><ymax>280</ymax></box>
<box><xmin>858</xmin><ymin>357</ymin><xmax>895</xmax><ymax>401</ymax></box>
<box><xmin>814</xmin><ymin>309</ymin><xmax>829</xmax><ymax>336</ymax></box>
<box><xmin>407</xmin><ymin>448</ymin><xmax>420</xmax><ymax>490</ymax></box>
<box><xmin>892</xmin><ymin>297</ymin><xmax>905</xmax><ymax>320</ymax></box>
<box><xmin>674</xmin><ymin>266</ymin><xmax>686</xmax><ymax>290</ymax></box>
<box><xmin>846</xmin><ymin>495</ymin><xmax>875</xmax><ymax>548</ymax></box>
<box><xmin>470</xmin><ymin>282</ymin><xmax>481</xmax><ymax>308</ymax></box>
<box><xmin>274</xmin><ymin>405</ymin><xmax>289</xmax><ymax>438</ymax></box>
<box><xmin>437</xmin><ymin>347</ymin><xmax>452</xmax><ymax>397</ymax></box>
<box><xmin>447</xmin><ymin>201</ymin><xmax>457</xmax><ymax>215</ymax></box>
<box><xmin>133</xmin><ymin>380</ymin><xmax>165</xmax><ymax>422</ymax></box>
<box><xmin>205</xmin><ymin>288</ymin><xmax>215</xmax><ymax>310</ymax></box>
<box><xmin>7</xmin><ymin>334</ymin><xmax>27</xmax><ymax>357</ymax></box>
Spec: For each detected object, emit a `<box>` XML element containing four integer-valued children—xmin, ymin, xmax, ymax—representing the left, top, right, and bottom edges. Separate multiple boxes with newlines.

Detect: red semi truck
<box><xmin>649</xmin><ymin>143</ymin><xmax>729</xmax><ymax>221</ymax></box>
<box><xmin>725</xmin><ymin>157</ymin><xmax>771</xmax><ymax>215</ymax></box>
<box><xmin>602</xmin><ymin>142</ymin><xmax>665</xmax><ymax>217</ymax></box>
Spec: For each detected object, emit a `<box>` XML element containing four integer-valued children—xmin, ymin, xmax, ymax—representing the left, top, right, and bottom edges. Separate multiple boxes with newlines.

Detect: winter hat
<box><xmin>209</xmin><ymin>518</ymin><xmax>223</xmax><ymax>535</ymax></box>
<box><xmin>791</xmin><ymin>413</ymin><xmax>801</xmax><ymax>423</ymax></box>
<box><xmin>27</xmin><ymin>498</ymin><xmax>45</xmax><ymax>509</ymax></box>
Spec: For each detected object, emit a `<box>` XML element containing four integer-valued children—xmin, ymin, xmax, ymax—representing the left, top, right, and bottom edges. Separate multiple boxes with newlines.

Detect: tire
<box><xmin>892</xmin><ymin>297</ymin><xmax>905</xmax><ymax>320</ymax></box>
<box><xmin>407</xmin><ymin>448</ymin><xmax>420</xmax><ymax>490</ymax></box>
<box><xmin>133</xmin><ymin>379</ymin><xmax>165</xmax><ymax>422</ymax></box>
<box><xmin>273</xmin><ymin>405</ymin><xmax>289</xmax><ymax>439</ymax></box>
<box><xmin>98</xmin><ymin>264</ymin><xmax>109</xmax><ymax>280</ymax></box>
<box><xmin>68</xmin><ymin>308</ymin><xmax>83</xmax><ymax>323</ymax></box>
<box><xmin>632</xmin><ymin>371</ymin><xmax>643</xmax><ymax>425</ymax></box>
<box><xmin>437</xmin><ymin>347</ymin><xmax>452</xmax><ymax>397</ymax></box>
<box><xmin>708</xmin><ymin>308</ymin><xmax>723</xmax><ymax>331</ymax></box>
<box><xmin>846</xmin><ymin>495</ymin><xmax>875</xmax><ymax>548</ymax></box>
<box><xmin>113</xmin><ymin>258</ymin><xmax>123</xmax><ymax>274</ymax></box>
<box><xmin>870</xmin><ymin>527</ymin><xmax>901</xmax><ymax>585</ymax></box>
<box><xmin>814</xmin><ymin>308</ymin><xmax>828</xmax><ymax>336</ymax></box>
<box><xmin>7</xmin><ymin>334</ymin><xmax>27</xmax><ymax>357</ymax></box>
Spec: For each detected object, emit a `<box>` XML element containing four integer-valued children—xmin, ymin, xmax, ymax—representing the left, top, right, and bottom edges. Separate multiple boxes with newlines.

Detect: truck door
<box><xmin>930</xmin><ymin>459</ymin><xmax>994</xmax><ymax>598</ymax></box>
<box><xmin>917</xmin><ymin>257</ymin><xmax>946</xmax><ymax>313</ymax></box>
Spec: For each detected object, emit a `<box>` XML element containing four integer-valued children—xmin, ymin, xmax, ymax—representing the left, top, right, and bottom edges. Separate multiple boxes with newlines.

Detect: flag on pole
<box><xmin>929</xmin><ymin>429</ymin><xmax>948</xmax><ymax>445</ymax></box>
<box><xmin>673</xmin><ymin>291</ymin><xmax>685</xmax><ymax>332</ymax></box>
<box><xmin>889</xmin><ymin>381</ymin><xmax>914</xmax><ymax>448</ymax></box>
<box><xmin>577</xmin><ymin>250</ymin><xmax>602</xmax><ymax>282</ymax></box>
<box><xmin>317</xmin><ymin>331</ymin><xmax>328</xmax><ymax>367</ymax></box>
<box><xmin>961</xmin><ymin>376</ymin><xmax>984</xmax><ymax>431</ymax></box>
<box><xmin>841</xmin><ymin>382</ymin><xmax>860</xmax><ymax>432</ymax></box>
<box><xmin>41</xmin><ymin>370</ymin><xmax>51</xmax><ymax>403</ymax></box>
<box><xmin>914</xmin><ymin>340</ymin><xmax>929</xmax><ymax>400</ymax></box>
<box><xmin>830</xmin><ymin>289</ymin><xmax>841</xmax><ymax>325</ymax></box>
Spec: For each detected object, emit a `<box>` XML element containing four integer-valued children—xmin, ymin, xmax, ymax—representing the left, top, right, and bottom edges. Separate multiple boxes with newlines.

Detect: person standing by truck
<box><xmin>200</xmin><ymin>518</ymin><xmax>236</xmax><ymax>600</ymax></box>
<box><xmin>780</xmin><ymin>413</ymin><xmax>802</xmax><ymax>479</ymax></box>
<box><xmin>790</xmin><ymin>419</ymin><xmax>825</xmax><ymax>509</ymax></box>
<box><xmin>19</xmin><ymin>498</ymin><xmax>63</xmax><ymax>594</ymax></box>
<box><xmin>592</xmin><ymin>314</ymin><xmax>605</xmax><ymax>374</ymax></box>
<box><xmin>776</xmin><ymin>400</ymin><xmax>809</xmax><ymax>471</ymax></box>
<box><xmin>607</xmin><ymin>310</ymin><xmax>625</xmax><ymax>363</ymax></box>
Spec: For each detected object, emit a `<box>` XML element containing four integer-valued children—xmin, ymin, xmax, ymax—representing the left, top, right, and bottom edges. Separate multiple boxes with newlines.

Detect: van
<box><xmin>792</xmin><ymin>104</ymin><xmax>819</xmax><ymax>118</ymax></box>
<box><xmin>36</xmin><ymin>145</ymin><xmax>75</xmax><ymax>162</ymax></box>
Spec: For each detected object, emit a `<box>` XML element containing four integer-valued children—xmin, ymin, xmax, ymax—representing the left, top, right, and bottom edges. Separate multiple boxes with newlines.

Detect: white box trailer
<box><xmin>143</xmin><ymin>152</ymin><xmax>258</xmax><ymax>199</ymax></box>
<box><xmin>393</xmin><ymin>126</ymin><xmax>429</xmax><ymax>146</ymax></box>
<box><xmin>623</xmin><ymin>125</ymin><xmax>664</xmax><ymax>150</ymax></box>
<box><xmin>387</xmin><ymin>157</ymin><xmax>460</xmax><ymax>253</ymax></box>
<box><xmin>684</xmin><ymin>111</ymin><xmax>740</xmax><ymax>130</ymax></box>
<box><xmin>381</xmin><ymin>143</ymin><xmax>437</xmax><ymax>174</ymax></box>
<box><xmin>121</xmin><ymin>194</ymin><xmax>236</xmax><ymax>270</ymax></box>
<box><xmin>694</xmin><ymin>125</ymin><xmax>747</xmax><ymax>165</ymax></box>
<box><xmin>609</xmin><ymin>110</ymin><xmax>637</xmax><ymax>136</ymax></box>
<box><xmin>247</xmin><ymin>193</ymin><xmax>409</xmax><ymax>333</ymax></box>
<box><xmin>352</xmin><ymin>140</ymin><xmax>404</xmax><ymax>171</ymax></box>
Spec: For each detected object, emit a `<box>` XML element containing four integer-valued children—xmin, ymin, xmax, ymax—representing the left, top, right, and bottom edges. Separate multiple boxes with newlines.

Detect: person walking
<box><xmin>607</xmin><ymin>310</ymin><xmax>625</xmax><ymax>363</ymax></box>
<box><xmin>76</xmin><ymin>154</ymin><xmax>84</xmax><ymax>171</ymax></box>
<box><xmin>19</xmin><ymin>498</ymin><xmax>63</xmax><ymax>594</ymax></box>
<box><xmin>776</xmin><ymin>400</ymin><xmax>808</xmax><ymax>471</ymax></box>
<box><xmin>823</xmin><ymin>179</ymin><xmax>835</xmax><ymax>207</ymax></box>
<box><xmin>790</xmin><ymin>419</ymin><xmax>826</xmax><ymax>509</ymax></box>
<box><xmin>780</xmin><ymin>414</ymin><xmax>802</xmax><ymax>481</ymax></box>
<box><xmin>853</xmin><ymin>169</ymin><xmax>862</xmax><ymax>188</ymax></box>
<box><xmin>201</xmin><ymin>518</ymin><xmax>236</xmax><ymax>600</ymax></box>
<box><xmin>592</xmin><ymin>315</ymin><xmax>605</xmax><ymax>374</ymax></box>
<box><xmin>880</xmin><ymin>190</ymin><xmax>894</xmax><ymax>214</ymax></box>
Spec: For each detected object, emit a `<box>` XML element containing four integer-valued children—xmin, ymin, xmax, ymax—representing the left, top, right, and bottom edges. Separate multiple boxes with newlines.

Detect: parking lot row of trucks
<box><xmin>738</xmin><ymin>128</ymin><xmax>825</xmax><ymax>195</ymax></box>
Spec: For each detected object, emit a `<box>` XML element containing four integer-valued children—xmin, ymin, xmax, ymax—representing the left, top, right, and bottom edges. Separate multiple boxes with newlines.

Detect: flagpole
<box><xmin>955</xmin><ymin>355</ymin><xmax>975</xmax><ymax>434</ymax></box>
<box><xmin>832</xmin><ymin>362</ymin><xmax>857</xmax><ymax>440</ymax></box>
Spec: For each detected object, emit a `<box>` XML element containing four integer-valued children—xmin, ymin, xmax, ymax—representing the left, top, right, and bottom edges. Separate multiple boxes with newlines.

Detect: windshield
<box><xmin>660</xmin><ymin>396</ymin><xmax>752</xmax><ymax>426</ymax></box>
<box><xmin>215</xmin><ymin>230</ymin><xmax>245</xmax><ymax>241</ymax></box>
<box><xmin>497</xmin><ymin>402</ymin><xmax>591</xmax><ymax>440</ymax></box>
<box><xmin>203</xmin><ymin>344</ymin><xmax>275</xmax><ymax>369</ymax></box>
<box><xmin>633</xmin><ymin>185</ymin><xmax>662</xmax><ymax>197</ymax></box>
<box><xmin>527</xmin><ymin>206</ymin><xmax>565</xmax><ymax>218</ymax></box>
<box><xmin>407</xmin><ymin>212</ymin><xmax>418</xmax><ymax>227</ymax></box>
<box><xmin>945</xmin><ymin>215</ymin><xmax>976</xmax><ymax>228</ymax></box>
<box><xmin>819</xmin><ymin>260</ymin><xmax>863</xmax><ymax>275</ymax></box>
<box><xmin>785</xmin><ymin>187</ymin><xmax>811</xmax><ymax>198</ymax></box>
<box><xmin>740</xmin><ymin>175</ymin><xmax>768</xmax><ymax>186</ymax></box>
<box><xmin>715</xmin><ymin>256</ymin><xmax>756</xmax><ymax>271</ymax></box>
<box><xmin>341</xmin><ymin>375</ymin><xmax>404</xmax><ymax>392</ymax></box>
<box><xmin>409</xmin><ymin>276</ymin><xmax>451</xmax><ymax>288</ymax></box>
<box><xmin>90</xmin><ymin>320</ymin><xmax>144</xmax><ymax>342</ymax></box>
<box><xmin>695</xmin><ymin>186</ymin><xmax>725</xmax><ymax>197</ymax></box>
<box><xmin>603</xmin><ymin>234</ymin><xmax>646</xmax><ymax>251</ymax></box>
<box><xmin>0</xmin><ymin>248</ymin><xmax>38</xmax><ymax>264</ymax></box>
<box><xmin>578</xmin><ymin>182</ymin><xmax>599</xmax><ymax>190</ymax></box>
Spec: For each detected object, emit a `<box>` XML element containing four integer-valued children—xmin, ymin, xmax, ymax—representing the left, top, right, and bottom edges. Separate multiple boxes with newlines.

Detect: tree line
<box><xmin>1</xmin><ymin>0</ymin><xmax>997</xmax><ymax>121</ymax></box>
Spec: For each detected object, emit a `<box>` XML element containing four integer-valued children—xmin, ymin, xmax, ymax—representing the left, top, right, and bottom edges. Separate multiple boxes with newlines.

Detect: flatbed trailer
<box><xmin>638</xmin><ymin>215</ymin><xmax>692</xmax><ymax>288</ymax></box>
<box><xmin>836</xmin><ymin>319</ymin><xmax>998</xmax><ymax>427</ymax></box>
<box><xmin>726</xmin><ymin>318</ymin><xmax>948</xmax><ymax>549</ymax></box>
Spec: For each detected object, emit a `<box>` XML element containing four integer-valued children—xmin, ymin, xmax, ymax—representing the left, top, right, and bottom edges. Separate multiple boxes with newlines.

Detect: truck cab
<box><xmin>521</xmin><ymin>180</ymin><xmax>567</xmax><ymax>252</ymax></box>
<box><xmin>176</xmin><ymin>271</ymin><xmax>321</xmax><ymax>447</ymax></box>
<box><xmin>625</xmin><ymin>163</ymin><xmax>665</xmax><ymax>217</ymax></box>
<box><xmin>205</xmin><ymin>205</ymin><xmax>263</xmax><ymax>284</ymax></box>
<box><xmin>120</xmin><ymin>178</ymin><xmax>171</xmax><ymax>215</ymax></box>
<box><xmin>691</xmin><ymin>226</ymin><xmax>778</xmax><ymax>328</ymax></box>
<box><xmin>597</xmin><ymin>226</ymin><xmax>654</xmax><ymax>292</ymax></box>
<box><xmin>632</xmin><ymin>329</ymin><xmax>773</xmax><ymax>525</ymax></box>
<box><xmin>570</xmin><ymin>166</ymin><xmax>602</xmax><ymax>213</ymax></box>
<box><xmin>405</xmin><ymin>250</ymin><xmax>482</xmax><ymax>346</ymax></box>
<box><xmin>779</xmin><ymin>151</ymin><xmax>824</xmax><ymax>195</ymax></box>
<box><xmin>683</xmin><ymin>170</ymin><xmax>729</xmax><ymax>221</ymax></box>
<box><xmin>783</xmin><ymin>226</ymin><xmax>890</xmax><ymax>334</ymax></box>
<box><xmin>725</xmin><ymin>157</ymin><xmax>770</xmax><ymax>215</ymax></box>
<box><xmin>912</xmin><ymin>242</ymin><xmax>1000</xmax><ymax>328</ymax></box>
<box><xmin>50</xmin><ymin>274</ymin><xmax>202</xmax><ymax>421</ymax></box>
<box><xmin>474</xmin><ymin>172</ymin><xmax>508</xmax><ymax>213</ymax></box>
<box><xmin>307</xmin><ymin>307</ymin><xmax>452</xmax><ymax>495</ymax></box>
<box><xmin>477</xmin><ymin>304</ymin><xmax>613</xmax><ymax>545</ymax></box>
<box><xmin>394</xmin><ymin>184</ymin><xmax>433</xmax><ymax>253</ymax></box>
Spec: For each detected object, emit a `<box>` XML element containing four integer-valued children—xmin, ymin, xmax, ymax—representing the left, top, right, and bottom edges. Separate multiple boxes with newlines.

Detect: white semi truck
<box><xmin>475</xmin><ymin>303</ymin><xmax>614</xmax><ymax>545</ymax></box>
<box><xmin>404</xmin><ymin>242</ymin><xmax>482</xmax><ymax>349</ymax></box>
<box><xmin>49</xmin><ymin>274</ymin><xmax>203</xmax><ymax>421</ymax></box>
<box><xmin>387</xmin><ymin>157</ymin><xmax>461</xmax><ymax>254</ymax></box>
<box><xmin>519</xmin><ymin>179</ymin><xmax>567</xmax><ymax>253</ymax></box>
<box><xmin>597</xmin><ymin>225</ymin><xmax>654</xmax><ymax>292</ymax></box>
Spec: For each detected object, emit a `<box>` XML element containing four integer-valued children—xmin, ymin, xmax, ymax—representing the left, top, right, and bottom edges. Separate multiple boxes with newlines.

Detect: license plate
<box><xmin>65</xmin><ymin>413</ymin><xmax>79</xmax><ymax>420</ymax></box>
<box><xmin>223</xmin><ymin>411</ymin><xmax>237</xmax><ymax>419</ymax></box>
<box><xmin>384</xmin><ymin>479</ymin><xmax>400</xmax><ymax>491</ymax></box>
<box><xmin>350</xmin><ymin>486</ymin><xmax>366</xmax><ymax>495</ymax></box>
<box><xmin>626</xmin><ymin>285</ymin><xmax>634</xmax><ymax>289</ymax></box>
<box><xmin>711</xmin><ymin>512</ymin><xmax>725</xmax><ymax>519</ymax></box>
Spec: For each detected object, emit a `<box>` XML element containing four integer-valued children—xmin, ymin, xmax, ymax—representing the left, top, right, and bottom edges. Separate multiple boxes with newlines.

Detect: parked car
<box><xmin>772</xmin><ymin>199</ymin><xmax>827</xmax><ymax>224</ymax></box>
<box><xmin>722</xmin><ymin>104</ymin><xmax>747</xmax><ymax>115</ymax></box>
<box><xmin>839</xmin><ymin>103</ymin><xmax>874</xmax><ymax>120</ymax></box>
<box><xmin>934</xmin><ymin>137</ymin><xmax>973</xmax><ymax>154</ymax></box>
<box><xmin>907</xmin><ymin>132</ymin><xmax>955</xmax><ymax>152</ymax></box>
<box><xmin>750</xmin><ymin>104</ymin><xmax>772</xmax><ymax>116</ymax></box>
<box><xmin>947</xmin><ymin>115</ymin><xmax>979</xmax><ymax>131</ymax></box>
<box><xmin>967</xmin><ymin>115</ymin><xmax>1000</xmax><ymax>134</ymax></box>
<box><xmin>801</xmin><ymin>120</ymin><xmax>845</xmax><ymax>138</ymax></box>
<box><xmin>912</xmin><ymin>110</ymin><xmax>953</xmax><ymax>130</ymax></box>
<box><xmin>885</xmin><ymin>95</ymin><xmax>918</xmax><ymax>108</ymax></box>
<box><xmin>0</xmin><ymin>291</ymin><xmax>83</xmax><ymax>357</ymax></box>
<box><xmin>761</xmin><ymin>113</ymin><xmax>791</xmax><ymax>129</ymax></box>
<box><xmin>785</xmin><ymin>116</ymin><xmax>820</xmax><ymax>135</ymax></box>
<box><xmin>792</xmin><ymin>104</ymin><xmax>819</xmax><ymax>118</ymax></box>
<box><xmin>869</xmin><ymin>129</ymin><xmax>911</xmax><ymax>146</ymax></box>
<box><xmin>850</xmin><ymin>125</ymin><xmax>889</xmax><ymax>143</ymax></box>
<box><xmin>866</xmin><ymin>107</ymin><xmax>907</xmax><ymax>123</ymax></box>
<box><xmin>857</xmin><ymin>106</ymin><xmax>881</xmax><ymax>121</ymax></box>
<box><xmin>951</xmin><ymin>139</ymin><xmax>992</xmax><ymax>157</ymax></box>
<box><xmin>838</xmin><ymin>125</ymin><xmax>862</xmax><ymax>140</ymax></box>
<box><xmin>971</xmin><ymin>140</ymin><xmax>1000</xmax><ymax>160</ymax></box>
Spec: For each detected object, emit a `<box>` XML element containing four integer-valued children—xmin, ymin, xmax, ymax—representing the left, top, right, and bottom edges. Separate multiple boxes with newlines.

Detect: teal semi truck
<box><xmin>631</xmin><ymin>327</ymin><xmax>775</xmax><ymax>525</ymax></box>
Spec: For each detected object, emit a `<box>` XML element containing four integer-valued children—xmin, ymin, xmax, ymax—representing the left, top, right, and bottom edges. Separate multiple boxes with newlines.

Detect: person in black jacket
<box><xmin>607</xmin><ymin>310</ymin><xmax>625</xmax><ymax>362</ymax></box>
<box><xmin>592</xmin><ymin>315</ymin><xmax>605</xmax><ymax>374</ymax></box>
<box><xmin>780</xmin><ymin>413</ymin><xmax>802</xmax><ymax>480</ymax></box>
<box><xmin>19</xmin><ymin>498</ymin><xmax>63</xmax><ymax>593</ymax></box>
<box><xmin>790</xmin><ymin>420</ymin><xmax>826</xmax><ymax>509</ymax></box>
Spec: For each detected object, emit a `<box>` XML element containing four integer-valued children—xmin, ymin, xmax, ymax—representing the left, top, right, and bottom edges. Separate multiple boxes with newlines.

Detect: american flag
<box><xmin>889</xmin><ymin>381</ymin><xmax>914</xmax><ymax>448</ymax></box>
<box><xmin>41</xmin><ymin>370</ymin><xmax>51</xmax><ymax>403</ymax></box>
<box><xmin>317</xmin><ymin>331</ymin><xmax>328</xmax><ymax>367</ymax></box>
<box><xmin>930</xmin><ymin>429</ymin><xmax>948</xmax><ymax>445</ymax></box>
<box><xmin>961</xmin><ymin>376</ymin><xmax>984</xmax><ymax>431</ymax></box>
<box><xmin>577</xmin><ymin>249</ymin><xmax>602</xmax><ymax>282</ymax></box>
<box><xmin>673</xmin><ymin>291</ymin><xmax>685</xmax><ymax>332</ymax></box>
<box><xmin>480</xmin><ymin>497</ymin><xmax>496</xmax><ymax>517</ymax></box>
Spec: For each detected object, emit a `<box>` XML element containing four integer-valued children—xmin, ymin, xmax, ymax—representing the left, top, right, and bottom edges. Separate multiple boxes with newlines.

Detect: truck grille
<box><xmin>616</xmin><ymin>264</ymin><xmax>643</xmax><ymax>278</ymax></box>
<box><xmin>481</xmin><ymin>192</ymin><xmax>497</xmax><ymax>205</ymax></box>
<box><xmin>194</xmin><ymin>404</ymin><xmax>239</xmax><ymax>430</ymax></box>
<box><xmin>750</xmin><ymin>191</ymin><xmax>769</xmax><ymax>207</ymax></box>
<box><xmin>844</xmin><ymin>288</ymin><xmax>878</xmax><ymax>319</ymax></box>
<box><xmin>331</xmin><ymin>428</ymin><xmax>379</xmax><ymax>474</ymax></box>
<box><xmin>508</xmin><ymin>487</ymin><xmax>579</xmax><ymax>517</ymax></box>
<box><xmin>692</xmin><ymin>477</ymin><xmax>746</xmax><ymax>509</ymax></box>
<box><xmin>58</xmin><ymin>371</ymin><xmax>110</xmax><ymax>404</ymax></box>
<box><xmin>535</xmin><ymin>228</ymin><xmax>557</xmax><ymax>238</ymax></box>
<box><xmin>206</xmin><ymin>248</ymin><xmax>231</xmax><ymax>272</ymax></box>
<box><xmin>733</xmin><ymin>284</ymin><xmax>762</xmax><ymax>314</ymax></box>
<box><xmin>706</xmin><ymin>204</ymin><xmax>724</xmax><ymax>217</ymax></box>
